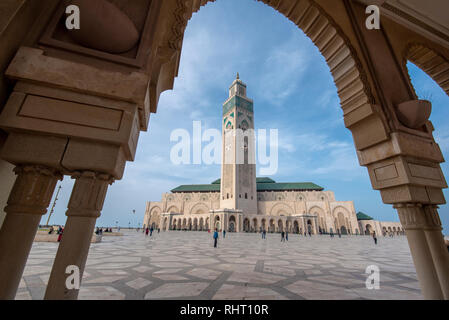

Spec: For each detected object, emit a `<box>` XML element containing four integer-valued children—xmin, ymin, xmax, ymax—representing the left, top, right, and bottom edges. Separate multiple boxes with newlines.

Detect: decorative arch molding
<box><xmin>270</xmin><ymin>202</ymin><xmax>294</xmax><ymax>216</ymax></box>
<box><xmin>166</xmin><ymin>205</ymin><xmax>180</xmax><ymax>213</ymax></box>
<box><xmin>332</xmin><ymin>205</ymin><xmax>350</xmax><ymax>218</ymax></box>
<box><xmin>308</xmin><ymin>205</ymin><xmax>325</xmax><ymax>215</ymax></box>
<box><xmin>152</xmin><ymin>0</ymin><xmax>381</xmax><ymax>143</ymax></box>
<box><xmin>189</xmin><ymin>202</ymin><xmax>210</xmax><ymax>214</ymax></box>
<box><xmin>150</xmin><ymin>206</ymin><xmax>162</xmax><ymax>215</ymax></box>
<box><xmin>404</xmin><ymin>43</ymin><xmax>449</xmax><ymax>97</ymax></box>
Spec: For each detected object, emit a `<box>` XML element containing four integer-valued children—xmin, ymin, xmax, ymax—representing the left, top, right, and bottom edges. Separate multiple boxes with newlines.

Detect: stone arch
<box><xmin>277</xmin><ymin>219</ymin><xmax>284</xmax><ymax>232</ymax></box>
<box><xmin>179</xmin><ymin>0</ymin><xmax>377</xmax><ymax>123</ymax></box>
<box><xmin>293</xmin><ymin>220</ymin><xmax>299</xmax><ymax>233</ymax></box>
<box><xmin>166</xmin><ymin>205</ymin><xmax>180</xmax><ymax>213</ymax></box>
<box><xmin>243</xmin><ymin>218</ymin><xmax>250</xmax><ymax>232</ymax></box>
<box><xmin>189</xmin><ymin>202</ymin><xmax>210</xmax><ymax>215</ymax></box>
<box><xmin>229</xmin><ymin>215</ymin><xmax>236</xmax><ymax>232</ymax></box>
<box><xmin>269</xmin><ymin>218</ymin><xmax>275</xmax><ymax>233</ymax></box>
<box><xmin>149</xmin><ymin>206</ymin><xmax>162</xmax><ymax>226</ymax></box>
<box><xmin>252</xmin><ymin>217</ymin><xmax>258</xmax><ymax>232</ymax></box>
<box><xmin>365</xmin><ymin>224</ymin><xmax>373</xmax><ymax>235</ymax></box>
<box><xmin>308</xmin><ymin>205</ymin><xmax>326</xmax><ymax>232</ymax></box>
<box><xmin>270</xmin><ymin>202</ymin><xmax>294</xmax><ymax>216</ymax></box>
<box><xmin>404</xmin><ymin>44</ymin><xmax>449</xmax><ymax>97</ymax></box>
<box><xmin>332</xmin><ymin>206</ymin><xmax>350</xmax><ymax>231</ymax></box>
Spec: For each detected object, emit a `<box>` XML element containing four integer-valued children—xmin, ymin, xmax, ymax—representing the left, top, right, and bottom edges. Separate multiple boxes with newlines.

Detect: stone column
<box><xmin>395</xmin><ymin>204</ymin><xmax>448</xmax><ymax>299</ymax></box>
<box><xmin>422</xmin><ymin>205</ymin><xmax>449</xmax><ymax>299</ymax></box>
<box><xmin>44</xmin><ymin>171</ymin><xmax>114</xmax><ymax>300</ymax></box>
<box><xmin>0</xmin><ymin>165</ymin><xmax>62</xmax><ymax>299</ymax></box>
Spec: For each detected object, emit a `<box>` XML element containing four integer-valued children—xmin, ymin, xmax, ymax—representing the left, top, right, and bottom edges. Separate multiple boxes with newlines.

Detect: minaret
<box><xmin>220</xmin><ymin>73</ymin><xmax>257</xmax><ymax>215</ymax></box>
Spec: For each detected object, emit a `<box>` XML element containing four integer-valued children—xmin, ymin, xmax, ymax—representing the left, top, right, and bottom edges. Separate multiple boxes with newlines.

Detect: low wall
<box><xmin>102</xmin><ymin>232</ymin><xmax>123</xmax><ymax>236</ymax></box>
<box><xmin>35</xmin><ymin>232</ymin><xmax>102</xmax><ymax>243</ymax></box>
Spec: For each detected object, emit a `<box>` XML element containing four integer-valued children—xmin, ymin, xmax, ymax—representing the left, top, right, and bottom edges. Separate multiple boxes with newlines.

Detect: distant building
<box><xmin>144</xmin><ymin>76</ymin><xmax>404</xmax><ymax>236</ymax></box>
<box><xmin>357</xmin><ymin>212</ymin><xmax>404</xmax><ymax>236</ymax></box>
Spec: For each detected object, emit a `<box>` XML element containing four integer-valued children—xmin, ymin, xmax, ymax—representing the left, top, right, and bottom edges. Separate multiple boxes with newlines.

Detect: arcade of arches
<box><xmin>0</xmin><ymin>0</ymin><xmax>448</xmax><ymax>300</ymax></box>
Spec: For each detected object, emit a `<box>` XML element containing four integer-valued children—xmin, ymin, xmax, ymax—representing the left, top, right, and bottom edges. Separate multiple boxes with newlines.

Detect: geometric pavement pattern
<box><xmin>16</xmin><ymin>231</ymin><xmax>423</xmax><ymax>300</ymax></box>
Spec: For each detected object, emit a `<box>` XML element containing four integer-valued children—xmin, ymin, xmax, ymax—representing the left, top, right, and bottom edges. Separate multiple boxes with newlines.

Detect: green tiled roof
<box><xmin>171</xmin><ymin>184</ymin><xmax>220</xmax><ymax>193</ymax></box>
<box><xmin>212</xmin><ymin>177</ymin><xmax>276</xmax><ymax>185</ymax></box>
<box><xmin>356</xmin><ymin>212</ymin><xmax>373</xmax><ymax>221</ymax></box>
<box><xmin>171</xmin><ymin>179</ymin><xmax>323</xmax><ymax>193</ymax></box>
<box><xmin>257</xmin><ymin>182</ymin><xmax>323</xmax><ymax>191</ymax></box>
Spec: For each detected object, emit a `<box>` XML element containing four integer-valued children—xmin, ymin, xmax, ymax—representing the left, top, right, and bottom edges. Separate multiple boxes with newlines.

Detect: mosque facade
<box><xmin>143</xmin><ymin>76</ymin><xmax>403</xmax><ymax>235</ymax></box>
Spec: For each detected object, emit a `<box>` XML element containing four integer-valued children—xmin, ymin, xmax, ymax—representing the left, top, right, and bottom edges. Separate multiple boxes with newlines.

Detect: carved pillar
<box><xmin>44</xmin><ymin>171</ymin><xmax>114</xmax><ymax>300</ymax></box>
<box><xmin>395</xmin><ymin>203</ymin><xmax>449</xmax><ymax>299</ymax></box>
<box><xmin>0</xmin><ymin>165</ymin><xmax>62</xmax><ymax>299</ymax></box>
<box><xmin>423</xmin><ymin>206</ymin><xmax>449</xmax><ymax>299</ymax></box>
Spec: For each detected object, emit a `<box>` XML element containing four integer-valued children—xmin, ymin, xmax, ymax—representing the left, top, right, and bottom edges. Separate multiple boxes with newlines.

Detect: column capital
<box><xmin>66</xmin><ymin>171</ymin><xmax>114</xmax><ymax>218</ymax></box>
<box><xmin>394</xmin><ymin>203</ymin><xmax>442</xmax><ymax>231</ymax></box>
<box><xmin>5</xmin><ymin>165</ymin><xmax>62</xmax><ymax>215</ymax></box>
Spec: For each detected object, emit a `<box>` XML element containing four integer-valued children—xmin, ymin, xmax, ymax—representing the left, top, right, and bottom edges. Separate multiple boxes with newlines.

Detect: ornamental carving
<box><xmin>5</xmin><ymin>166</ymin><xmax>63</xmax><ymax>216</ymax></box>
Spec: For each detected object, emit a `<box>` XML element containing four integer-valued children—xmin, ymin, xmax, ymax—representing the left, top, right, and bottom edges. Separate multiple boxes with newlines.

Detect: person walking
<box><xmin>150</xmin><ymin>227</ymin><xmax>153</xmax><ymax>236</ymax></box>
<box><xmin>373</xmin><ymin>231</ymin><xmax>378</xmax><ymax>245</ymax></box>
<box><xmin>213</xmin><ymin>228</ymin><xmax>219</xmax><ymax>248</ymax></box>
<box><xmin>145</xmin><ymin>227</ymin><xmax>149</xmax><ymax>236</ymax></box>
<box><xmin>281</xmin><ymin>231</ymin><xmax>285</xmax><ymax>242</ymax></box>
<box><xmin>285</xmin><ymin>231</ymin><xmax>289</xmax><ymax>241</ymax></box>
<box><xmin>223</xmin><ymin>229</ymin><xmax>226</xmax><ymax>239</ymax></box>
<box><xmin>57</xmin><ymin>227</ymin><xmax>64</xmax><ymax>242</ymax></box>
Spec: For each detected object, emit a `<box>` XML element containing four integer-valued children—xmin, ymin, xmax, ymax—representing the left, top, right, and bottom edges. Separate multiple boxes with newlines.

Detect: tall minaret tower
<box><xmin>220</xmin><ymin>73</ymin><xmax>257</xmax><ymax>215</ymax></box>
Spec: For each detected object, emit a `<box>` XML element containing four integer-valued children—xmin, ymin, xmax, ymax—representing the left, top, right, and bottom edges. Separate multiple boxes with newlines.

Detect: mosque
<box><xmin>143</xmin><ymin>75</ymin><xmax>403</xmax><ymax>235</ymax></box>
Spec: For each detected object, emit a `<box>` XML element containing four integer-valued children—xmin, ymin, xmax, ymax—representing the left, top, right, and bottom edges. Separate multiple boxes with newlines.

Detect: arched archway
<box><xmin>404</xmin><ymin>44</ymin><xmax>449</xmax><ymax>97</ymax></box>
<box><xmin>252</xmin><ymin>218</ymin><xmax>258</xmax><ymax>232</ymax></box>
<box><xmin>229</xmin><ymin>215</ymin><xmax>236</xmax><ymax>232</ymax></box>
<box><xmin>243</xmin><ymin>218</ymin><xmax>250</xmax><ymax>232</ymax></box>
<box><xmin>214</xmin><ymin>215</ymin><xmax>221</xmax><ymax>231</ymax></box>
<box><xmin>365</xmin><ymin>224</ymin><xmax>373</xmax><ymax>236</ymax></box>
<box><xmin>293</xmin><ymin>220</ymin><xmax>299</xmax><ymax>233</ymax></box>
<box><xmin>277</xmin><ymin>220</ymin><xmax>284</xmax><ymax>233</ymax></box>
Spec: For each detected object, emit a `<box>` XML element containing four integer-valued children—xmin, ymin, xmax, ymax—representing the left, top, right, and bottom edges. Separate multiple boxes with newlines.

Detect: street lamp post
<box><xmin>46</xmin><ymin>185</ymin><xmax>62</xmax><ymax>226</ymax></box>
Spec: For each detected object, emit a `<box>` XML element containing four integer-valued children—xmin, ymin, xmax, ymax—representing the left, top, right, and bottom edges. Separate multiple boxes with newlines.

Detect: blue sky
<box><xmin>41</xmin><ymin>0</ymin><xmax>449</xmax><ymax>234</ymax></box>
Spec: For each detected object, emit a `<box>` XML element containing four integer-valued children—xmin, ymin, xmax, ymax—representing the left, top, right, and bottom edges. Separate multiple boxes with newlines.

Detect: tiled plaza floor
<box><xmin>16</xmin><ymin>231</ymin><xmax>423</xmax><ymax>300</ymax></box>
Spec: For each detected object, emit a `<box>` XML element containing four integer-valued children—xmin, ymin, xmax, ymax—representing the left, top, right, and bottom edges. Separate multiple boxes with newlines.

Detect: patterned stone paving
<box><xmin>15</xmin><ymin>230</ymin><xmax>423</xmax><ymax>300</ymax></box>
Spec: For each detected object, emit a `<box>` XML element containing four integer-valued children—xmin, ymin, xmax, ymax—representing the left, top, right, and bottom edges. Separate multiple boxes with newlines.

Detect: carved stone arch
<box><xmin>404</xmin><ymin>43</ymin><xmax>449</xmax><ymax>97</ymax></box>
<box><xmin>172</xmin><ymin>0</ymin><xmax>381</xmax><ymax>138</ymax></box>
<box><xmin>308</xmin><ymin>205</ymin><xmax>325</xmax><ymax>215</ymax></box>
<box><xmin>270</xmin><ymin>202</ymin><xmax>294</xmax><ymax>216</ymax></box>
<box><xmin>199</xmin><ymin>194</ymin><xmax>209</xmax><ymax>201</ymax></box>
<box><xmin>166</xmin><ymin>205</ymin><xmax>180</xmax><ymax>213</ymax></box>
<box><xmin>166</xmin><ymin>194</ymin><xmax>174</xmax><ymax>202</ymax></box>
<box><xmin>190</xmin><ymin>202</ymin><xmax>210</xmax><ymax>215</ymax></box>
<box><xmin>309</xmin><ymin>205</ymin><xmax>326</xmax><ymax>231</ymax></box>
<box><xmin>332</xmin><ymin>205</ymin><xmax>350</xmax><ymax>218</ymax></box>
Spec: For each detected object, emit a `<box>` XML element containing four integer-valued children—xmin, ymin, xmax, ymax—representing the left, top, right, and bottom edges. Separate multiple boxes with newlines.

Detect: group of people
<box><xmin>95</xmin><ymin>227</ymin><xmax>113</xmax><ymax>235</ymax></box>
<box><xmin>145</xmin><ymin>226</ymin><xmax>160</xmax><ymax>236</ymax></box>
<box><xmin>48</xmin><ymin>226</ymin><xmax>64</xmax><ymax>242</ymax></box>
